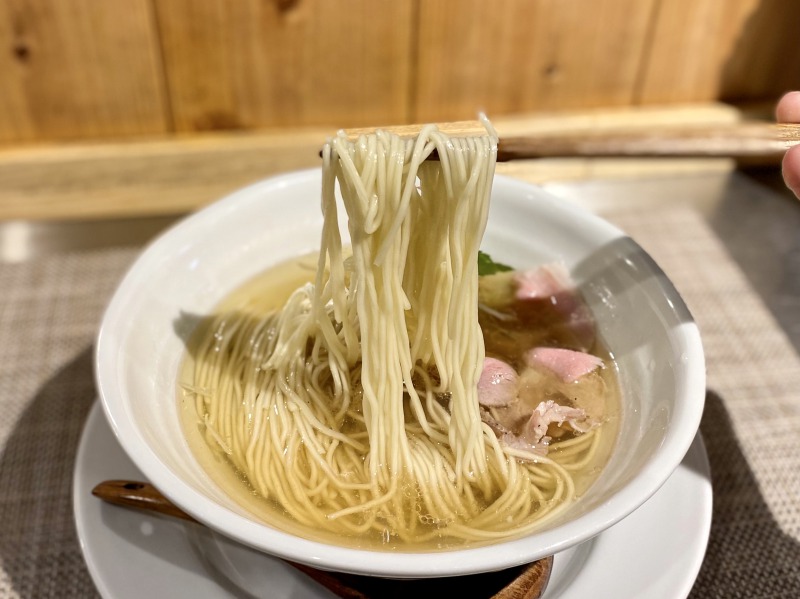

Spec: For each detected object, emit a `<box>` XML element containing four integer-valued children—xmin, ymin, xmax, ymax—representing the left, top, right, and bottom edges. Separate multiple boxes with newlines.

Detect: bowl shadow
<box><xmin>0</xmin><ymin>347</ymin><xmax>99</xmax><ymax>598</ymax></box>
<box><xmin>689</xmin><ymin>391</ymin><xmax>800</xmax><ymax>597</ymax></box>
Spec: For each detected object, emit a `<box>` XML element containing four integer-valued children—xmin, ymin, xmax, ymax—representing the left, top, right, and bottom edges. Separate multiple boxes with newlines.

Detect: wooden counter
<box><xmin>0</xmin><ymin>103</ymin><xmax>764</xmax><ymax>220</ymax></box>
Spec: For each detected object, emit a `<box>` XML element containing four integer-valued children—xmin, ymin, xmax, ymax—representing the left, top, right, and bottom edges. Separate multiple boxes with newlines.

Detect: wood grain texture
<box><xmin>495</xmin><ymin>123</ymin><xmax>800</xmax><ymax>161</ymax></box>
<box><xmin>0</xmin><ymin>104</ymin><xmax>742</xmax><ymax>220</ymax></box>
<box><xmin>413</xmin><ymin>0</ymin><xmax>658</xmax><ymax>122</ymax></box>
<box><xmin>153</xmin><ymin>0</ymin><xmax>413</xmax><ymax>132</ymax></box>
<box><xmin>0</xmin><ymin>0</ymin><xmax>169</xmax><ymax>142</ymax></box>
<box><xmin>0</xmin><ymin>0</ymin><xmax>794</xmax><ymax>144</ymax></box>
<box><xmin>637</xmin><ymin>0</ymin><xmax>800</xmax><ymax>104</ymax></box>
<box><xmin>0</xmin><ymin>129</ymin><xmax>324</xmax><ymax>219</ymax></box>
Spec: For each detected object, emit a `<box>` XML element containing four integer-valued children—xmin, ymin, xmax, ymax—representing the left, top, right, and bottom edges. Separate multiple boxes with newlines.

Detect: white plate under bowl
<box><xmin>95</xmin><ymin>170</ymin><xmax>706</xmax><ymax>577</ymax></box>
<box><xmin>74</xmin><ymin>401</ymin><xmax>712</xmax><ymax>598</ymax></box>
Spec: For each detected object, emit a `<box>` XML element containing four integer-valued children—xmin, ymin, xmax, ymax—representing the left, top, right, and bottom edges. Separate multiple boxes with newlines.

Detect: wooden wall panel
<box><xmin>637</xmin><ymin>0</ymin><xmax>800</xmax><ymax>104</ymax></box>
<box><xmin>0</xmin><ymin>0</ymin><xmax>796</xmax><ymax>145</ymax></box>
<box><xmin>0</xmin><ymin>0</ymin><xmax>169</xmax><ymax>143</ymax></box>
<box><xmin>412</xmin><ymin>0</ymin><xmax>658</xmax><ymax>123</ymax></box>
<box><xmin>154</xmin><ymin>0</ymin><xmax>414</xmax><ymax>132</ymax></box>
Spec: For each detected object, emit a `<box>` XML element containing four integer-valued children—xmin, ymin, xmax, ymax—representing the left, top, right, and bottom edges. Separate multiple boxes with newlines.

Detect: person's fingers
<box><xmin>776</xmin><ymin>91</ymin><xmax>800</xmax><ymax>123</ymax></box>
<box><xmin>782</xmin><ymin>145</ymin><xmax>800</xmax><ymax>197</ymax></box>
<box><xmin>777</xmin><ymin>92</ymin><xmax>800</xmax><ymax>198</ymax></box>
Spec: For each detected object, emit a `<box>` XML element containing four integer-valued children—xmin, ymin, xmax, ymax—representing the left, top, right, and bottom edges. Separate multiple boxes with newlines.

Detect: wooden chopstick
<box><xmin>493</xmin><ymin>122</ymin><xmax>800</xmax><ymax>161</ymax></box>
<box><xmin>333</xmin><ymin>122</ymin><xmax>800</xmax><ymax>162</ymax></box>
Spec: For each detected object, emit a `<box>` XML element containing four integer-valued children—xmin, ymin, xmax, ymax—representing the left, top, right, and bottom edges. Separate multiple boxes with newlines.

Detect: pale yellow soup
<box><xmin>178</xmin><ymin>253</ymin><xmax>620</xmax><ymax>551</ymax></box>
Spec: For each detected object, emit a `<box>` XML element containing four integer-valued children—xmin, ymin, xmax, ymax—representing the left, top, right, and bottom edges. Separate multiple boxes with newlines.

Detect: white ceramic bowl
<box><xmin>96</xmin><ymin>169</ymin><xmax>705</xmax><ymax>578</ymax></box>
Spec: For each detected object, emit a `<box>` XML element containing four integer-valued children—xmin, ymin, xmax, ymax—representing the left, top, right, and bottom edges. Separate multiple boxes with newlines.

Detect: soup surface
<box><xmin>178</xmin><ymin>252</ymin><xmax>620</xmax><ymax>551</ymax></box>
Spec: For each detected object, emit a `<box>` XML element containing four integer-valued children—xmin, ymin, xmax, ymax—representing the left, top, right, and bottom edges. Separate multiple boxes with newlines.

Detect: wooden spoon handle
<box><xmin>92</xmin><ymin>479</ymin><xmax>198</xmax><ymax>522</ymax></box>
<box><xmin>92</xmin><ymin>480</ymin><xmax>553</xmax><ymax>599</ymax></box>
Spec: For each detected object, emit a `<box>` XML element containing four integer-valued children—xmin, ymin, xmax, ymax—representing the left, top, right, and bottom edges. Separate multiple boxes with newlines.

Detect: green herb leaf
<box><xmin>477</xmin><ymin>251</ymin><xmax>513</xmax><ymax>276</ymax></box>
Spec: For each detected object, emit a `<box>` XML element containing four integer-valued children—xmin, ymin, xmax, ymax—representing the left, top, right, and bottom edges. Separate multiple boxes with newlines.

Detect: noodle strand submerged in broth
<box><xmin>180</xmin><ymin>124</ymin><xmax>618</xmax><ymax>549</ymax></box>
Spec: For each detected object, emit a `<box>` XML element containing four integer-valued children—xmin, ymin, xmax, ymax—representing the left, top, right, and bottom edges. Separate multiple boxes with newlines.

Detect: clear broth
<box><xmin>178</xmin><ymin>254</ymin><xmax>620</xmax><ymax>551</ymax></box>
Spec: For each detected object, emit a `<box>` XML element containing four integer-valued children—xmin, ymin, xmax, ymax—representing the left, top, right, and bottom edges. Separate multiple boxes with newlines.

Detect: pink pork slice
<box><xmin>477</xmin><ymin>357</ymin><xmax>518</xmax><ymax>407</ymax></box>
<box><xmin>513</xmin><ymin>263</ymin><xmax>574</xmax><ymax>301</ymax></box>
<box><xmin>513</xmin><ymin>263</ymin><xmax>597</xmax><ymax>350</ymax></box>
<box><xmin>524</xmin><ymin>347</ymin><xmax>604</xmax><ymax>383</ymax></box>
<box><xmin>523</xmin><ymin>400</ymin><xmax>586</xmax><ymax>446</ymax></box>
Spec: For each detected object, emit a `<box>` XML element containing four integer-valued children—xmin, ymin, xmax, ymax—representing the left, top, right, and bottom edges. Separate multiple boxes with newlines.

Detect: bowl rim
<box><xmin>95</xmin><ymin>169</ymin><xmax>706</xmax><ymax>578</ymax></box>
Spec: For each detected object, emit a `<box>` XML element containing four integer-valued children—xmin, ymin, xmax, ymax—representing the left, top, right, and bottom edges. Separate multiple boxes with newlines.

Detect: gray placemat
<box><xmin>0</xmin><ymin>206</ymin><xmax>798</xmax><ymax>598</ymax></box>
<box><xmin>604</xmin><ymin>207</ymin><xmax>800</xmax><ymax>598</ymax></box>
<box><xmin>0</xmin><ymin>249</ymin><xmax>136</xmax><ymax>599</ymax></box>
